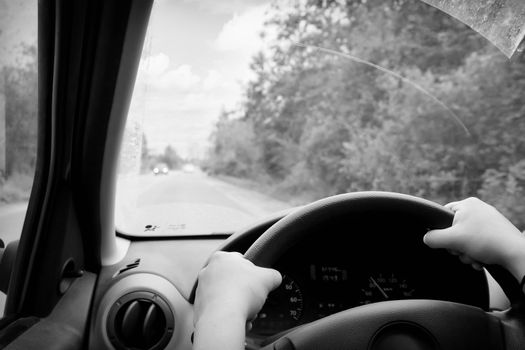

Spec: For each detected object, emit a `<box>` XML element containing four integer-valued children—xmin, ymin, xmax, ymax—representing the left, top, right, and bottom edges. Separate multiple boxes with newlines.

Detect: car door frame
<box><xmin>0</xmin><ymin>0</ymin><xmax>152</xmax><ymax>348</ymax></box>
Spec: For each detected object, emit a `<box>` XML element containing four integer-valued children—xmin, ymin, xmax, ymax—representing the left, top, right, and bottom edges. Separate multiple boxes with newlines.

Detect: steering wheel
<box><xmin>243</xmin><ymin>192</ymin><xmax>525</xmax><ymax>350</ymax></box>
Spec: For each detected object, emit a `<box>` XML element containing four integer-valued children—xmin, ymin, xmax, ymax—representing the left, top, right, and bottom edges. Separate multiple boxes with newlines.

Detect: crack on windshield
<box><xmin>294</xmin><ymin>42</ymin><xmax>471</xmax><ymax>137</ymax></box>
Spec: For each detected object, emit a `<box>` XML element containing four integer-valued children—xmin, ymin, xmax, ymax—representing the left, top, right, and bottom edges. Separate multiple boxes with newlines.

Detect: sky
<box><xmin>128</xmin><ymin>0</ymin><xmax>273</xmax><ymax>158</ymax></box>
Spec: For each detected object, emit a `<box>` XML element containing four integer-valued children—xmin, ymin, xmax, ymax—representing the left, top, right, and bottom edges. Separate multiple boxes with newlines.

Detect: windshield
<box><xmin>116</xmin><ymin>0</ymin><xmax>525</xmax><ymax>236</ymax></box>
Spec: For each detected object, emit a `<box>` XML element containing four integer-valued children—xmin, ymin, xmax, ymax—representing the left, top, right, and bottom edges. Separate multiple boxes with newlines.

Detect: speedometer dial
<box><xmin>359</xmin><ymin>273</ymin><xmax>415</xmax><ymax>305</ymax></box>
<box><xmin>251</xmin><ymin>275</ymin><xmax>304</xmax><ymax>335</ymax></box>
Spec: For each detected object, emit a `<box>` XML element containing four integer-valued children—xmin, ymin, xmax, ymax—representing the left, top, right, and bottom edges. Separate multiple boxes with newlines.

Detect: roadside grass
<box><xmin>0</xmin><ymin>173</ymin><xmax>33</xmax><ymax>204</ymax></box>
<box><xmin>211</xmin><ymin>173</ymin><xmax>318</xmax><ymax>207</ymax></box>
<box><xmin>210</xmin><ymin>173</ymin><xmax>454</xmax><ymax>210</ymax></box>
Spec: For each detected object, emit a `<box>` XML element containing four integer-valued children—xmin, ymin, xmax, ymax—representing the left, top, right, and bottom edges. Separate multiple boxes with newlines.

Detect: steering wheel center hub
<box><xmin>370</xmin><ymin>322</ymin><xmax>438</xmax><ymax>350</ymax></box>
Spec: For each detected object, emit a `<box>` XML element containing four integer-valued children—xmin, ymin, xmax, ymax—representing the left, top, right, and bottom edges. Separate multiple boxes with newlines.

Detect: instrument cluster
<box><xmin>249</xmin><ymin>226</ymin><xmax>489</xmax><ymax>337</ymax></box>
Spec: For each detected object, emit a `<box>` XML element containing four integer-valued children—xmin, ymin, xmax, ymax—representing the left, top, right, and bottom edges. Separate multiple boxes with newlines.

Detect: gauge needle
<box><xmin>369</xmin><ymin>277</ymin><xmax>389</xmax><ymax>299</ymax></box>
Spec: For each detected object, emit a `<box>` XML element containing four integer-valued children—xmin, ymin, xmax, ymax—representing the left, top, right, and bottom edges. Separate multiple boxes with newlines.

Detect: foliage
<box><xmin>204</xmin><ymin>110</ymin><xmax>261</xmax><ymax>178</ymax></box>
<box><xmin>2</xmin><ymin>45</ymin><xmax>38</xmax><ymax>178</ymax></box>
<box><xmin>0</xmin><ymin>172</ymin><xmax>33</xmax><ymax>203</ymax></box>
<box><xmin>139</xmin><ymin>143</ymin><xmax>184</xmax><ymax>173</ymax></box>
<box><xmin>157</xmin><ymin>145</ymin><xmax>183</xmax><ymax>170</ymax></box>
<box><xmin>206</xmin><ymin>0</ymin><xmax>525</xmax><ymax>228</ymax></box>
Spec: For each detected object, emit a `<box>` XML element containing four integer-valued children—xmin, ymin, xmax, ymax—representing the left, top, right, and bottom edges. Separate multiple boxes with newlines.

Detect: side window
<box><xmin>0</xmin><ymin>0</ymin><xmax>38</xmax><ymax>315</ymax></box>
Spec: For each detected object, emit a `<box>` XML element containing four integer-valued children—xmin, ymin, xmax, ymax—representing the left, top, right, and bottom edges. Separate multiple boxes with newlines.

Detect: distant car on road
<box><xmin>182</xmin><ymin>163</ymin><xmax>196</xmax><ymax>173</ymax></box>
<box><xmin>153</xmin><ymin>163</ymin><xmax>169</xmax><ymax>175</ymax></box>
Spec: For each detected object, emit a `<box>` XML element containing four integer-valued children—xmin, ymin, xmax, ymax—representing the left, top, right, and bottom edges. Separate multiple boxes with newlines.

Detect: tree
<box><xmin>206</xmin><ymin>110</ymin><xmax>260</xmax><ymax>177</ymax></box>
<box><xmin>141</xmin><ymin>133</ymin><xmax>149</xmax><ymax>162</ymax></box>
<box><xmin>206</xmin><ymin>0</ymin><xmax>525</xmax><ymax>228</ymax></box>
<box><xmin>159</xmin><ymin>145</ymin><xmax>182</xmax><ymax>170</ymax></box>
<box><xmin>3</xmin><ymin>44</ymin><xmax>38</xmax><ymax>177</ymax></box>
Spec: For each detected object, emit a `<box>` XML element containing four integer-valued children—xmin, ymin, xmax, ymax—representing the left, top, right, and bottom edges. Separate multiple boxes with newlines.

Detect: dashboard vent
<box><xmin>113</xmin><ymin>258</ymin><xmax>141</xmax><ymax>278</ymax></box>
<box><xmin>107</xmin><ymin>291</ymin><xmax>174</xmax><ymax>350</ymax></box>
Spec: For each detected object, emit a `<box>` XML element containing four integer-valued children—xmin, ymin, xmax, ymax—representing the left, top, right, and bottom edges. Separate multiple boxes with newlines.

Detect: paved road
<box><xmin>0</xmin><ymin>171</ymin><xmax>291</xmax><ymax>242</ymax></box>
<box><xmin>116</xmin><ymin>171</ymin><xmax>291</xmax><ymax>235</ymax></box>
<box><xmin>138</xmin><ymin>172</ymin><xmax>288</xmax><ymax>216</ymax></box>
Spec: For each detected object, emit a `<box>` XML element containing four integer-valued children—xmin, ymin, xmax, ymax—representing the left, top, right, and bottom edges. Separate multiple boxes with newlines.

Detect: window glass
<box><xmin>0</xmin><ymin>0</ymin><xmax>38</xmax><ymax>314</ymax></box>
<box><xmin>117</xmin><ymin>0</ymin><xmax>525</xmax><ymax>237</ymax></box>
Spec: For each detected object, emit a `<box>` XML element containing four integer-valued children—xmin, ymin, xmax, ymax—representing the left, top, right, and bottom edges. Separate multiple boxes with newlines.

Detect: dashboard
<box><xmin>90</xmin><ymin>208</ymin><xmax>499</xmax><ymax>350</ymax></box>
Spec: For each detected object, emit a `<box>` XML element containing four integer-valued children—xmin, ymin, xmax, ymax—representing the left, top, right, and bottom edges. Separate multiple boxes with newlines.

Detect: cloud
<box><xmin>213</xmin><ymin>5</ymin><xmax>268</xmax><ymax>53</ymax></box>
<box><xmin>156</xmin><ymin>65</ymin><xmax>201</xmax><ymax>90</ymax></box>
<box><xmin>181</xmin><ymin>0</ymin><xmax>268</xmax><ymax>14</ymax></box>
<box><xmin>203</xmin><ymin>69</ymin><xmax>222</xmax><ymax>90</ymax></box>
<box><xmin>137</xmin><ymin>54</ymin><xmax>201</xmax><ymax>91</ymax></box>
<box><xmin>135</xmin><ymin>55</ymin><xmax>239</xmax><ymax>103</ymax></box>
<box><xmin>210</xmin><ymin>4</ymin><xmax>275</xmax><ymax>84</ymax></box>
<box><xmin>128</xmin><ymin>53</ymin><xmax>245</xmax><ymax>157</ymax></box>
<box><xmin>138</xmin><ymin>53</ymin><xmax>170</xmax><ymax>78</ymax></box>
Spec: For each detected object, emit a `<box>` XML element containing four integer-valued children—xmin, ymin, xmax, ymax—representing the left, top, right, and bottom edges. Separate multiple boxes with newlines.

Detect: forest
<box><xmin>204</xmin><ymin>0</ymin><xmax>525</xmax><ymax>228</ymax></box>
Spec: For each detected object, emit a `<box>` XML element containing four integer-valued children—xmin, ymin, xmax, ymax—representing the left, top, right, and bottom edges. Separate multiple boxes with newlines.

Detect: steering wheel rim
<box><xmin>243</xmin><ymin>191</ymin><xmax>525</xmax><ymax>350</ymax></box>
<box><xmin>245</xmin><ymin>191</ymin><xmax>450</xmax><ymax>266</ymax></box>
